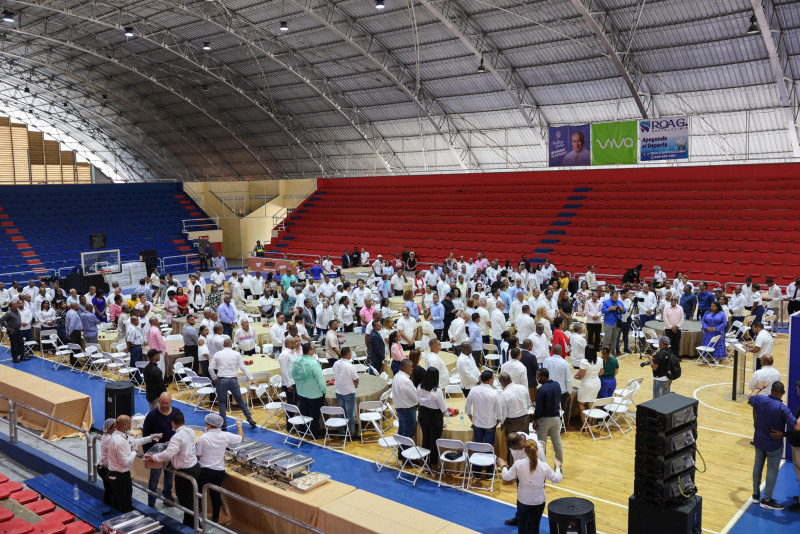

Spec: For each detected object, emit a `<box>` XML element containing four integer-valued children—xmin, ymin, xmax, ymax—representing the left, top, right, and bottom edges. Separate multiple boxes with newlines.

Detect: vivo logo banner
<box><xmin>591</xmin><ymin>121</ymin><xmax>638</xmax><ymax>165</ymax></box>
<box><xmin>640</xmin><ymin>116</ymin><xmax>689</xmax><ymax>161</ymax></box>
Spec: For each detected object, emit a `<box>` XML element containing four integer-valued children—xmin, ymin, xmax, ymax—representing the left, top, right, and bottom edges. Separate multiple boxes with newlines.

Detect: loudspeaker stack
<box><xmin>628</xmin><ymin>392</ymin><xmax>702</xmax><ymax>534</ymax></box>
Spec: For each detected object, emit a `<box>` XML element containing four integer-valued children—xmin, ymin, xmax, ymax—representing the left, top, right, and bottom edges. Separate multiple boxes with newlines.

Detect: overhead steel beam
<box><xmin>750</xmin><ymin>0</ymin><xmax>800</xmax><ymax>157</ymax></box>
<box><xmin>284</xmin><ymin>0</ymin><xmax>476</xmax><ymax>170</ymax></box>
<box><xmin>0</xmin><ymin>57</ymin><xmax>197</xmax><ymax>181</ymax></box>
<box><xmin>417</xmin><ymin>0</ymin><xmax>549</xmax><ymax>145</ymax></box>
<box><xmin>0</xmin><ymin>46</ymin><xmax>236</xmax><ymax>180</ymax></box>
<box><xmin>9</xmin><ymin>0</ymin><xmax>339</xmax><ymax>176</ymax></box>
<box><xmin>0</xmin><ymin>25</ymin><xmax>283</xmax><ymax>179</ymax></box>
<box><xmin>568</xmin><ymin>0</ymin><xmax>649</xmax><ymax>118</ymax></box>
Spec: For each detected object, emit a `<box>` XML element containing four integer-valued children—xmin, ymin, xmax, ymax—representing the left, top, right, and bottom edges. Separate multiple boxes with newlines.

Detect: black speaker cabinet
<box><xmin>628</xmin><ymin>494</ymin><xmax>702</xmax><ymax>534</ymax></box>
<box><xmin>636</xmin><ymin>393</ymin><xmax>698</xmax><ymax>433</ymax></box>
<box><xmin>90</xmin><ymin>233</ymin><xmax>107</xmax><ymax>250</ymax></box>
<box><xmin>105</xmin><ymin>382</ymin><xmax>134</xmax><ymax>421</ymax></box>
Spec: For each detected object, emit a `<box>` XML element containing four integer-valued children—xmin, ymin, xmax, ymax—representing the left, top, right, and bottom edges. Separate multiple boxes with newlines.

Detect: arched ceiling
<box><xmin>0</xmin><ymin>0</ymin><xmax>797</xmax><ymax>181</ymax></box>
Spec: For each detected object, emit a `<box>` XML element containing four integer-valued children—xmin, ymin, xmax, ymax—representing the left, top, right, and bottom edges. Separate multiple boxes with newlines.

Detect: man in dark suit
<box><xmin>341</xmin><ymin>249</ymin><xmax>351</xmax><ymax>269</ymax></box>
<box><xmin>369</xmin><ymin>319</ymin><xmax>385</xmax><ymax>375</ymax></box>
<box><xmin>520</xmin><ymin>339</ymin><xmax>540</xmax><ymax>403</ymax></box>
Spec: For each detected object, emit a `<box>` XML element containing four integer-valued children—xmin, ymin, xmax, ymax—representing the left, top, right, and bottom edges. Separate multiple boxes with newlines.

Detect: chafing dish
<box><xmin>226</xmin><ymin>437</ymin><xmax>257</xmax><ymax>454</ymax></box>
<box><xmin>101</xmin><ymin>511</ymin><xmax>161</xmax><ymax>534</ymax></box>
<box><xmin>236</xmin><ymin>443</ymin><xmax>274</xmax><ymax>462</ymax></box>
<box><xmin>271</xmin><ymin>454</ymin><xmax>314</xmax><ymax>480</ymax></box>
<box><xmin>251</xmin><ymin>448</ymin><xmax>292</xmax><ymax>470</ymax></box>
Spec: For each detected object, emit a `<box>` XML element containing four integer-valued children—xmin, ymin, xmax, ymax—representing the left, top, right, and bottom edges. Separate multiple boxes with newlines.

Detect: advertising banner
<box><xmin>591</xmin><ymin>120</ymin><xmax>638</xmax><ymax>165</ymax></box>
<box><xmin>639</xmin><ymin>116</ymin><xmax>689</xmax><ymax>161</ymax></box>
<box><xmin>548</xmin><ymin>124</ymin><xmax>591</xmax><ymax>167</ymax></box>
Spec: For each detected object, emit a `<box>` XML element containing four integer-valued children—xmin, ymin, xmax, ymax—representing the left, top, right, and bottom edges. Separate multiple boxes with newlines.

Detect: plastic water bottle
<box><xmin>73</xmin><ymin>484</ymin><xmax>79</xmax><ymax>501</ymax></box>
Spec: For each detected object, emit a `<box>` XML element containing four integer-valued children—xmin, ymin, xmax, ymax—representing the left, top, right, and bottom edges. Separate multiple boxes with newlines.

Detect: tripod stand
<box><xmin>627</xmin><ymin>298</ymin><xmax>646</xmax><ymax>359</ymax></box>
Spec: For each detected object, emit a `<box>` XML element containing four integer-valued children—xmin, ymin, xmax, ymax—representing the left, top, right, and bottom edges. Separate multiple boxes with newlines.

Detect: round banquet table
<box><xmin>645</xmin><ymin>319</ymin><xmax>703</xmax><ymax>357</ymax></box>
<box><xmin>170</xmin><ymin>316</ymin><xmax>188</xmax><ymax>335</ymax></box>
<box><xmin>324</xmin><ymin>374</ymin><xmax>389</xmax><ymax>408</ymax></box>
<box><xmin>388</xmin><ymin>295</ymin><xmax>423</xmax><ymax>312</ymax></box>
<box><xmin>413</xmin><ymin>396</ymin><xmax>506</xmax><ymax>456</ymax></box>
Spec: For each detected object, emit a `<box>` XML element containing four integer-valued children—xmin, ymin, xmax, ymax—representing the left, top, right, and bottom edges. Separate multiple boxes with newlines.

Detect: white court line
<box><xmin>693</xmin><ymin>383</ymin><xmax>741</xmax><ymax>416</ymax></box>
<box><xmin>719</xmin><ymin>460</ymin><xmax>784</xmax><ymax>534</ymax></box>
<box><xmin>698</xmin><ymin>426</ymin><xmax>752</xmax><ymax>439</ymax></box>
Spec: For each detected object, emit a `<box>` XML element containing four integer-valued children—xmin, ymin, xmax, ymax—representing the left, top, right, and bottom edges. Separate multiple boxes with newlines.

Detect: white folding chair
<box><xmin>108</xmin><ymin>355</ymin><xmax>136</xmax><ymax>382</ymax></box>
<box><xmin>172</xmin><ymin>356</ymin><xmax>195</xmax><ymax>393</ymax></box>
<box><xmin>614</xmin><ymin>377</ymin><xmax>644</xmax><ymax>411</ymax></box>
<box><xmin>606</xmin><ymin>389</ymin><xmax>635</xmax><ymax>434</ymax></box>
<box><xmin>52</xmin><ymin>343</ymin><xmax>73</xmax><ymax>370</ymax></box>
<box><xmin>259</xmin><ymin>377</ymin><xmax>285</xmax><ymax>430</ymax></box>
<box><xmin>372</xmin><ymin>420</ymin><xmax>401</xmax><ymax>471</ymax></box>
<box><xmin>282</xmin><ymin>403</ymin><xmax>314</xmax><ymax>447</ymax></box>
<box><xmin>358</xmin><ymin>400</ymin><xmax>385</xmax><ymax>442</ymax></box>
<box><xmin>580</xmin><ymin>397</ymin><xmax>615</xmax><ymax>440</ymax></box>
<box><xmin>393</xmin><ymin>434</ymin><xmax>432</xmax><ymax>486</ymax></box>
<box><xmin>23</xmin><ymin>337</ymin><xmax>38</xmax><ymax>358</ymax></box>
<box><xmin>695</xmin><ymin>335</ymin><xmax>720</xmax><ymax>366</ymax></box>
<box><xmin>190</xmin><ymin>375</ymin><xmax>215</xmax><ymax>411</ymax></box>
<box><xmin>465</xmin><ymin>441</ymin><xmax>498</xmax><ymax>492</ymax></box>
<box><xmin>134</xmin><ymin>361</ymin><xmax>148</xmax><ymax>390</ymax></box>
<box><xmin>68</xmin><ymin>343</ymin><xmax>88</xmax><ymax>373</ymax></box>
<box><xmin>321</xmin><ymin>405</ymin><xmax>350</xmax><ymax>450</ymax></box>
<box><xmin>323</xmin><ymin>367</ymin><xmax>335</xmax><ymax>378</ymax></box>
<box><xmin>641</xmin><ymin>327</ymin><xmax>659</xmax><ymax>354</ymax></box>
<box><xmin>436</xmin><ymin>438</ymin><xmax>467</xmax><ymax>489</ymax></box>
<box><xmin>87</xmin><ymin>346</ymin><xmax>110</xmax><ymax>377</ymax></box>
<box><xmin>379</xmin><ymin>371</ymin><xmax>392</xmax><ymax>386</ymax></box>
<box><xmin>352</xmin><ymin>363</ymin><xmax>368</xmax><ymax>374</ymax></box>
<box><xmin>352</xmin><ymin>345</ymin><xmax>368</xmax><ymax>364</ymax></box>
<box><xmin>444</xmin><ymin>384</ymin><xmax>463</xmax><ymax>398</ymax></box>
<box><xmin>248</xmin><ymin>373</ymin><xmax>271</xmax><ymax>408</ymax></box>
<box><xmin>39</xmin><ymin>332</ymin><xmax>59</xmax><ymax>355</ymax></box>
<box><xmin>483</xmin><ymin>344</ymin><xmax>499</xmax><ymax>370</ymax></box>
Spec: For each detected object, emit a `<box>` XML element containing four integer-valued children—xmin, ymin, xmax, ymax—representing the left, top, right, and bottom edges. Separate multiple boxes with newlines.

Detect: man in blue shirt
<box><xmin>601</xmin><ymin>292</ymin><xmax>625</xmax><ymax>355</ymax></box>
<box><xmin>679</xmin><ymin>285</ymin><xmax>697</xmax><ymax>320</ymax></box>
<box><xmin>467</xmin><ymin>312</ymin><xmax>483</xmax><ymax>367</ymax></box>
<box><xmin>217</xmin><ymin>294</ymin><xmax>237</xmax><ymax>338</ymax></box>
<box><xmin>748</xmin><ymin>381</ymin><xmax>800</xmax><ymax>510</ymax></box>
<box><xmin>430</xmin><ymin>293</ymin><xmax>445</xmax><ymax>340</ymax></box>
<box><xmin>696</xmin><ymin>282</ymin><xmax>715</xmax><ymax>318</ymax></box>
<box><xmin>309</xmin><ymin>261</ymin><xmax>324</xmax><ymax>280</ymax></box>
<box><xmin>212</xmin><ymin>252</ymin><xmax>228</xmax><ymax>272</ymax></box>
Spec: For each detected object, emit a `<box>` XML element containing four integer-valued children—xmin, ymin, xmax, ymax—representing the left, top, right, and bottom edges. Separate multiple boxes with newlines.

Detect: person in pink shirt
<box><xmin>163</xmin><ymin>293</ymin><xmax>178</xmax><ymax>325</ymax></box>
<box><xmin>474</xmin><ymin>253</ymin><xmax>489</xmax><ymax>271</ymax></box>
<box><xmin>146</xmin><ymin>317</ymin><xmax>167</xmax><ymax>374</ymax></box>
<box><xmin>108</xmin><ymin>295</ymin><xmax>123</xmax><ymax>326</ymax></box>
<box><xmin>359</xmin><ymin>297</ymin><xmax>376</xmax><ymax>326</ymax></box>
<box><xmin>662</xmin><ymin>295</ymin><xmax>685</xmax><ymax>356</ymax></box>
<box><xmin>584</xmin><ymin>293</ymin><xmax>603</xmax><ymax>348</ymax></box>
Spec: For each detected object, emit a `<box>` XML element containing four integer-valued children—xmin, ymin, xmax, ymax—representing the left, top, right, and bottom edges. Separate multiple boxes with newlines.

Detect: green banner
<box><xmin>591</xmin><ymin>120</ymin><xmax>638</xmax><ymax>165</ymax></box>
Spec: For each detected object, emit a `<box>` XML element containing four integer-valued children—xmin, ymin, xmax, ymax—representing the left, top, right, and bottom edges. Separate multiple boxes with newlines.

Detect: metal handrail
<box><xmin>160</xmin><ymin>254</ymin><xmax>200</xmax><ymax>275</ymax></box>
<box><xmin>131</xmin><ymin>462</ymin><xmax>201</xmax><ymax>532</ymax></box>
<box><xmin>0</xmin><ymin>400</ymin><xmax>94</xmax><ymax>480</ymax></box>
<box><xmin>272</xmin><ymin>179</ymin><xmax>317</xmax><ymax>232</ymax></box>
<box><xmin>200</xmin><ymin>483</ymin><xmax>324</xmax><ymax>534</ymax></box>
<box><xmin>0</xmin><ymin>268</ymin><xmax>57</xmax><ymax>283</ymax></box>
<box><xmin>182</xmin><ymin>217</ymin><xmax>220</xmax><ymax>233</ymax></box>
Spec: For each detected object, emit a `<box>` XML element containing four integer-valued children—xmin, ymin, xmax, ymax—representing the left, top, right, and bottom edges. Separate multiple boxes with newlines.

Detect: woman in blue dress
<box><xmin>701</xmin><ymin>301</ymin><xmax>727</xmax><ymax>364</ymax></box>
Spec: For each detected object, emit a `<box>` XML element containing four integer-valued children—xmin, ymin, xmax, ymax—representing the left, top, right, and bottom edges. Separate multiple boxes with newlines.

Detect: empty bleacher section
<box><xmin>0</xmin><ymin>183</ymin><xmax>215</xmax><ymax>280</ymax></box>
<box><xmin>269</xmin><ymin>163</ymin><xmax>800</xmax><ymax>284</ymax></box>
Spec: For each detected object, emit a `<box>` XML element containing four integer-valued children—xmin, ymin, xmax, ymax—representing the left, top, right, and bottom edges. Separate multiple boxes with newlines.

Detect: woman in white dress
<box><xmin>337</xmin><ymin>296</ymin><xmax>355</xmax><ymax>332</ymax></box>
<box><xmin>197</xmin><ymin>325</ymin><xmax>210</xmax><ymax>376</ymax></box>
<box><xmin>575</xmin><ymin>345</ymin><xmax>603</xmax><ymax>428</ymax></box>
<box><xmin>420</xmin><ymin>310</ymin><xmax>435</xmax><ymax>351</ymax></box>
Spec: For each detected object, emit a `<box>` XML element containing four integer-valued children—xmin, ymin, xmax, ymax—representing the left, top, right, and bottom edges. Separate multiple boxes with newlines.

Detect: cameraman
<box><xmin>646</xmin><ymin>336</ymin><xmax>672</xmax><ymax>399</ymax></box>
<box><xmin>601</xmin><ymin>291</ymin><xmax>626</xmax><ymax>355</ymax></box>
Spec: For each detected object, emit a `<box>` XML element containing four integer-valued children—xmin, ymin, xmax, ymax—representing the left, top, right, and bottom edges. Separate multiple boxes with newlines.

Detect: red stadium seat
<box><xmin>0</xmin><ymin>518</ymin><xmax>33</xmax><ymax>534</ymax></box>
<box><xmin>10</xmin><ymin>490</ymin><xmax>39</xmax><ymax>505</ymax></box>
<box><xmin>39</xmin><ymin>512</ymin><xmax>73</xmax><ymax>526</ymax></box>
<box><xmin>62</xmin><ymin>523</ymin><xmax>92</xmax><ymax>534</ymax></box>
<box><xmin>30</xmin><ymin>523</ymin><xmax>66</xmax><ymax>534</ymax></box>
<box><xmin>23</xmin><ymin>500</ymin><xmax>56</xmax><ymax>515</ymax></box>
<box><xmin>0</xmin><ymin>508</ymin><xmax>13</xmax><ymax>523</ymax></box>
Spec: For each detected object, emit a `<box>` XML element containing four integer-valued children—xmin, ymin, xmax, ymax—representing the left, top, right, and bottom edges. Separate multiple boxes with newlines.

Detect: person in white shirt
<box><xmin>417</xmin><ymin>366</ymin><xmax>448</xmax><ymax>468</ymax></box>
<box><xmin>279</xmin><ymin>337</ymin><xmax>299</xmax><ymax>407</ymax></box>
<box><xmin>491</xmin><ymin>300</ymin><xmax>507</xmax><ymax>352</ymax></box>
<box><xmin>636</xmin><ymin>283</ymin><xmax>658</xmax><ymax>326</ymax></box>
<box><xmin>424</xmin><ymin>338</ymin><xmax>451</xmax><ymax>389</ymax></box>
<box><xmin>325</xmin><ymin>320</ymin><xmax>342</xmax><ymax>365</ymax></box>
<box><xmin>498</xmin><ymin>440</ymin><xmax>562</xmax><ymax>533</ymax></box>
<box><xmin>465</xmin><ymin>370</ymin><xmax>504</xmax><ymax>474</ymax></box>
<box><xmin>250</xmin><ymin>272</ymin><xmax>265</xmax><ymax>298</ymax></box>
<box><xmin>107</xmin><ymin>415</ymin><xmax>160</xmax><ymax>512</ymax></box>
<box><xmin>509</xmin><ymin>292</ymin><xmax>526</xmax><ymax>324</ymax></box>
<box><xmin>0</xmin><ymin>282</ymin><xmax>10</xmax><ymax>312</ymax></box>
<box><xmin>391</xmin><ymin>359</ymin><xmax>419</xmax><ymax>438</ymax></box>
<box><xmin>208</xmin><ymin>339</ymin><xmax>258</xmax><ymax>428</ymax></box>
<box><xmin>316</xmin><ymin>298</ymin><xmax>334</xmax><ymax>337</ymax></box>
<box><xmin>501</xmin><ymin>348</ymin><xmax>529</xmax><ymax>387</ymax></box>
<box><xmin>239</xmin><ymin>268</ymin><xmax>253</xmax><ymax>299</ymax></box>
<box><xmin>584</xmin><ymin>266</ymin><xmax>597</xmax><ymax>290</ymax></box>
<box><xmin>729</xmin><ymin>286</ymin><xmax>746</xmax><ymax>324</ymax></box>
<box><xmin>527</xmin><ymin>323</ymin><xmax>551</xmax><ymax>364</ymax></box>
<box><xmin>448</xmin><ymin>311</ymin><xmax>468</xmax><ymax>346</ymax></box>
<box><xmin>200</xmin><ymin>309</ymin><xmax>219</xmax><ymax>333</ymax></box>
<box><xmin>333</xmin><ymin>346</ymin><xmax>359</xmax><ymax>436</ymax></box>
<box><xmin>337</xmin><ymin>296</ymin><xmax>355</xmax><ymax>332</ymax></box>
<box><xmin>233</xmin><ymin>319</ymin><xmax>257</xmax><ymax>356</ymax></box>
<box><xmin>360</xmin><ymin>248</ymin><xmax>370</xmax><ymax>266</ymax></box>
<box><xmin>145</xmin><ymin>411</ymin><xmax>200</xmax><ymax>528</ymax></box>
<box><xmin>653</xmin><ymin>265</ymin><xmax>667</xmax><ymax>286</ymax></box>
<box><xmin>748</xmin><ymin>355</ymin><xmax>781</xmax><ymax>396</ymax></box>
<box><xmin>270</xmin><ymin>313</ymin><xmax>287</xmax><ymax>355</ymax></box>
<box><xmin>498</xmin><ymin>372</ymin><xmax>532</xmax><ymax>437</ymax></box>
<box><xmin>372</xmin><ymin>256</ymin><xmax>384</xmax><ymax>280</ymax></box>
<box><xmin>396</xmin><ymin>306</ymin><xmax>417</xmax><ymax>351</ymax></box>
<box><xmin>391</xmin><ymin>272</ymin><xmax>408</xmax><ymax>297</ymax></box>
<box><xmin>322</xmin><ymin>256</ymin><xmax>334</xmax><ymax>275</ymax></box>
<box><xmin>543</xmin><ymin>346</ymin><xmax>573</xmax><ymax>415</ymax></box>
<box><xmin>765</xmin><ymin>278</ymin><xmax>783</xmax><ymax>318</ymax></box>
<box><xmin>457</xmin><ymin>342</ymin><xmax>481</xmax><ymax>395</ymax></box>
<box><xmin>351</xmin><ymin>279</ymin><xmax>373</xmax><ymax>329</ymax></box>
<box><xmin>477</xmin><ymin>300</ymin><xmax>491</xmax><ymax>342</ymax></box>
<box><xmin>195</xmin><ymin>413</ymin><xmax>243</xmax><ymax>522</ymax></box>
<box><xmin>745</xmin><ymin>322</ymin><xmax>773</xmax><ymax>370</ymax></box>
<box><xmin>319</xmin><ymin>276</ymin><xmax>336</xmax><ymax>299</ymax></box>
<box><xmin>210</xmin><ymin>267</ymin><xmax>226</xmax><ymax>287</ymax></box>
<box><xmin>516</xmin><ymin>305</ymin><xmax>536</xmax><ymax>341</ymax></box>
<box><xmin>741</xmin><ymin>278</ymin><xmax>755</xmax><ymax>308</ymax></box>
<box><xmin>568</xmin><ymin>323</ymin><xmax>587</xmax><ymax>369</ymax></box>
<box><xmin>785</xmin><ymin>277</ymin><xmax>800</xmax><ymax>316</ymax></box>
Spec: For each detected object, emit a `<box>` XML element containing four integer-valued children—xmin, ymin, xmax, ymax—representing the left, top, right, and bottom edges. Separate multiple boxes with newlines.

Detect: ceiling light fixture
<box><xmin>280</xmin><ymin>20</ymin><xmax>288</xmax><ymax>32</ymax></box>
<box><xmin>202</xmin><ymin>41</ymin><xmax>211</xmax><ymax>50</ymax></box>
<box><xmin>477</xmin><ymin>57</ymin><xmax>486</xmax><ymax>73</ymax></box>
<box><xmin>2</xmin><ymin>10</ymin><xmax>14</xmax><ymax>23</ymax></box>
<box><xmin>24</xmin><ymin>86</ymin><xmax>30</xmax><ymax>93</ymax></box>
<box><xmin>375</xmin><ymin>0</ymin><xmax>385</xmax><ymax>10</ymax></box>
<box><xmin>124</xmin><ymin>27</ymin><xmax>134</xmax><ymax>37</ymax></box>
<box><xmin>746</xmin><ymin>15</ymin><xmax>759</xmax><ymax>35</ymax></box>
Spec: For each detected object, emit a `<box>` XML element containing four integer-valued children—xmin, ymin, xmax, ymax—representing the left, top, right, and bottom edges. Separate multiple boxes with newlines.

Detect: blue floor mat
<box><xmin>728</xmin><ymin>461</ymin><xmax>800</xmax><ymax>534</ymax></box>
<box><xmin>0</xmin><ymin>349</ymin><xmax>521</xmax><ymax>533</ymax></box>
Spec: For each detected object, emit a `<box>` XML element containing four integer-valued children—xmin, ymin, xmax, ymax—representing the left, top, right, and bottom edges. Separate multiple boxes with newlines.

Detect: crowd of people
<box><xmin>3</xmin><ymin>246</ymin><xmax>799</xmax><ymax>525</ymax></box>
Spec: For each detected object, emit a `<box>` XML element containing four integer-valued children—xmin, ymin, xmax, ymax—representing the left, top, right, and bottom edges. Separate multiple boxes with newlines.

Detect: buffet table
<box><xmin>0</xmin><ymin>367</ymin><xmax>92</xmax><ymax>441</ymax></box>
